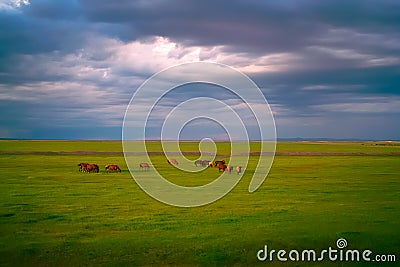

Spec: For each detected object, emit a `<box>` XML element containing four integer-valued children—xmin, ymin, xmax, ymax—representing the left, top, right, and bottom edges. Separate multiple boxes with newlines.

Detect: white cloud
<box><xmin>96</xmin><ymin>36</ymin><xmax>300</xmax><ymax>75</ymax></box>
<box><xmin>0</xmin><ymin>0</ymin><xmax>29</xmax><ymax>10</ymax></box>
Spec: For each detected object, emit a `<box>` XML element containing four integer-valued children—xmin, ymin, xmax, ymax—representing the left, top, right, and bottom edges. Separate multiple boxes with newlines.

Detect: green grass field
<box><xmin>0</xmin><ymin>140</ymin><xmax>399</xmax><ymax>266</ymax></box>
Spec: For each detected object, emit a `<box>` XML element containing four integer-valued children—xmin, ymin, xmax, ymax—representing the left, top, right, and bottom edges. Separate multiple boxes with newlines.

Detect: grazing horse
<box><xmin>139</xmin><ymin>162</ymin><xmax>150</xmax><ymax>171</ymax></box>
<box><xmin>218</xmin><ymin>163</ymin><xmax>227</xmax><ymax>172</ymax></box>
<box><xmin>86</xmin><ymin>164</ymin><xmax>99</xmax><ymax>173</ymax></box>
<box><xmin>214</xmin><ymin>160</ymin><xmax>225</xmax><ymax>167</ymax></box>
<box><xmin>202</xmin><ymin>160</ymin><xmax>211</xmax><ymax>167</ymax></box>
<box><xmin>78</xmin><ymin>163</ymin><xmax>89</xmax><ymax>172</ymax></box>
<box><xmin>226</xmin><ymin>166</ymin><xmax>233</xmax><ymax>174</ymax></box>
<box><xmin>105</xmin><ymin>164</ymin><xmax>121</xmax><ymax>172</ymax></box>
<box><xmin>194</xmin><ymin>160</ymin><xmax>203</xmax><ymax>166</ymax></box>
<box><xmin>235</xmin><ymin>166</ymin><xmax>242</xmax><ymax>175</ymax></box>
<box><xmin>167</xmin><ymin>159</ymin><xmax>179</xmax><ymax>165</ymax></box>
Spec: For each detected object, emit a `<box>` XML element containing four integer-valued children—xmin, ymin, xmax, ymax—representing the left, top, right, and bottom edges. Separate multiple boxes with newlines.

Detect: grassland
<box><xmin>0</xmin><ymin>140</ymin><xmax>399</xmax><ymax>266</ymax></box>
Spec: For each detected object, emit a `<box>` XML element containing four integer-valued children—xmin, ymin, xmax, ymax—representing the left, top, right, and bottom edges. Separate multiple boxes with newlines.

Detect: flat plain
<box><xmin>0</xmin><ymin>140</ymin><xmax>399</xmax><ymax>266</ymax></box>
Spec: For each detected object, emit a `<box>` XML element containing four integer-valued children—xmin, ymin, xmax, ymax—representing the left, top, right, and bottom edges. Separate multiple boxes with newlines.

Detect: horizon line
<box><xmin>0</xmin><ymin>138</ymin><xmax>399</xmax><ymax>142</ymax></box>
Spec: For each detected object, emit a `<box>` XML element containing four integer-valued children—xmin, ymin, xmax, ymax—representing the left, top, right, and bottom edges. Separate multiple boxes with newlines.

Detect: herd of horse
<box><xmin>78</xmin><ymin>163</ymin><xmax>121</xmax><ymax>173</ymax></box>
<box><xmin>78</xmin><ymin>159</ymin><xmax>242</xmax><ymax>174</ymax></box>
<box><xmin>172</xmin><ymin>159</ymin><xmax>243</xmax><ymax>174</ymax></box>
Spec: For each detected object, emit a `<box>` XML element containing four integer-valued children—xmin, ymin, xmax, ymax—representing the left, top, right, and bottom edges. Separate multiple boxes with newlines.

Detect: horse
<box><xmin>78</xmin><ymin>163</ymin><xmax>89</xmax><ymax>172</ymax></box>
<box><xmin>202</xmin><ymin>160</ymin><xmax>211</xmax><ymax>167</ymax></box>
<box><xmin>194</xmin><ymin>160</ymin><xmax>203</xmax><ymax>166</ymax></box>
<box><xmin>139</xmin><ymin>162</ymin><xmax>150</xmax><ymax>171</ymax></box>
<box><xmin>86</xmin><ymin>164</ymin><xmax>99</xmax><ymax>173</ymax></box>
<box><xmin>214</xmin><ymin>160</ymin><xmax>225</xmax><ymax>167</ymax></box>
<box><xmin>226</xmin><ymin>166</ymin><xmax>233</xmax><ymax>174</ymax></box>
<box><xmin>105</xmin><ymin>164</ymin><xmax>121</xmax><ymax>172</ymax></box>
<box><xmin>235</xmin><ymin>166</ymin><xmax>242</xmax><ymax>175</ymax></box>
<box><xmin>218</xmin><ymin>163</ymin><xmax>227</xmax><ymax>172</ymax></box>
<box><xmin>167</xmin><ymin>159</ymin><xmax>179</xmax><ymax>165</ymax></box>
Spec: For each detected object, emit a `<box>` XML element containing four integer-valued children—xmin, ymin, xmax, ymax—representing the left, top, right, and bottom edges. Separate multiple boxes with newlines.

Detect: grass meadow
<box><xmin>0</xmin><ymin>140</ymin><xmax>399</xmax><ymax>266</ymax></box>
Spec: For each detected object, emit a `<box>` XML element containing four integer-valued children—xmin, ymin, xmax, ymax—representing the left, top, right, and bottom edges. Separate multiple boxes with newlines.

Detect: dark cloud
<box><xmin>79</xmin><ymin>0</ymin><xmax>400</xmax><ymax>52</ymax></box>
<box><xmin>24</xmin><ymin>0</ymin><xmax>81</xmax><ymax>20</ymax></box>
<box><xmin>0</xmin><ymin>6</ymin><xmax>86</xmax><ymax>57</ymax></box>
<box><xmin>0</xmin><ymin>0</ymin><xmax>399</xmax><ymax>139</ymax></box>
<box><xmin>79</xmin><ymin>0</ymin><xmax>322</xmax><ymax>53</ymax></box>
<box><xmin>251</xmin><ymin>64</ymin><xmax>400</xmax><ymax>125</ymax></box>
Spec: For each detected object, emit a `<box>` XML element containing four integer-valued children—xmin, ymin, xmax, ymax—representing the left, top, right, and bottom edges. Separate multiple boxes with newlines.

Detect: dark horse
<box><xmin>195</xmin><ymin>160</ymin><xmax>211</xmax><ymax>167</ymax></box>
<box><xmin>214</xmin><ymin>160</ymin><xmax>225</xmax><ymax>167</ymax></box>
<box><xmin>218</xmin><ymin>163</ymin><xmax>227</xmax><ymax>172</ymax></box>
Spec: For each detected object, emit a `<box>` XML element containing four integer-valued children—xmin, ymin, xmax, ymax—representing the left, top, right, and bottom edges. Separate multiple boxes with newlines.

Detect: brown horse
<box><xmin>105</xmin><ymin>164</ymin><xmax>121</xmax><ymax>172</ymax></box>
<box><xmin>139</xmin><ymin>162</ymin><xmax>150</xmax><ymax>171</ymax></box>
<box><xmin>214</xmin><ymin>160</ymin><xmax>225</xmax><ymax>167</ymax></box>
<box><xmin>167</xmin><ymin>159</ymin><xmax>179</xmax><ymax>165</ymax></box>
<box><xmin>86</xmin><ymin>164</ymin><xmax>99</xmax><ymax>173</ymax></box>
<box><xmin>78</xmin><ymin>163</ymin><xmax>89</xmax><ymax>172</ymax></box>
<box><xmin>218</xmin><ymin>163</ymin><xmax>227</xmax><ymax>172</ymax></box>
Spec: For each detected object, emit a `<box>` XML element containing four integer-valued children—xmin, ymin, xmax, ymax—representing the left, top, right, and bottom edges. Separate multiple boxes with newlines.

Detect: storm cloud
<box><xmin>0</xmin><ymin>0</ymin><xmax>399</xmax><ymax>139</ymax></box>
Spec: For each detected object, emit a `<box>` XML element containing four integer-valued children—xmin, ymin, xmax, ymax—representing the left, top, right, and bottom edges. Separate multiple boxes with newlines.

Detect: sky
<box><xmin>0</xmin><ymin>0</ymin><xmax>399</xmax><ymax>140</ymax></box>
